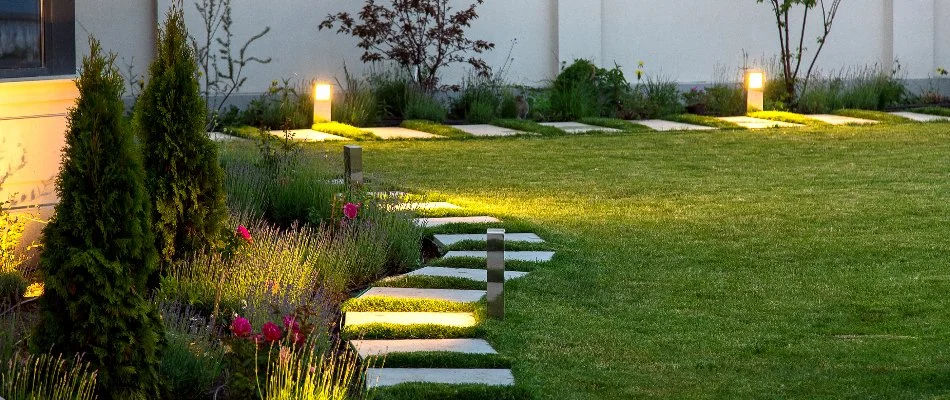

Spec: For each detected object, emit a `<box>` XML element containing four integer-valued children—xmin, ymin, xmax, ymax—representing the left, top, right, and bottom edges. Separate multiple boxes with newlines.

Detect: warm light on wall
<box><xmin>313</xmin><ymin>82</ymin><xmax>332</xmax><ymax>123</ymax></box>
<box><xmin>746</xmin><ymin>70</ymin><xmax>765</xmax><ymax>111</ymax></box>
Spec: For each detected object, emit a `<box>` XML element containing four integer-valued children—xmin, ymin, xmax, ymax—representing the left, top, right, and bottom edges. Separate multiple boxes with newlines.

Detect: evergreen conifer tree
<box><xmin>33</xmin><ymin>38</ymin><xmax>165</xmax><ymax>400</ymax></box>
<box><xmin>136</xmin><ymin>5</ymin><xmax>227</xmax><ymax>266</ymax></box>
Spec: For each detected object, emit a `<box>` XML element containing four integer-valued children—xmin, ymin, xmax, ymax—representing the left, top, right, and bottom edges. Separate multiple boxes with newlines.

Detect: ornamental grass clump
<box><xmin>0</xmin><ymin>352</ymin><xmax>99</xmax><ymax>400</ymax></box>
<box><xmin>136</xmin><ymin>5</ymin><xmax>228</xmax><ymax>267</ymax></box>
<box><xmin>32</xmin><ymin>37</ymin><xmax>165</xmax><ymax>399</ymax></box>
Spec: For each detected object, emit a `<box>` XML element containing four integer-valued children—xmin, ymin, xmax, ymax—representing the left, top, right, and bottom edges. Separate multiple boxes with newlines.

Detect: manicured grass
<box><xmin>369</xmin><ymin>383</ymin><xmax>532</xmax><ymax>400</ymax></box>
<box><xmin>578</xmin><ymin>117</ymin><xmax>653</xmax><ymax>132</ymax></box>
<box><xmin>400</xmin><ymin>120</ymin><xmax>472</xmax><ymax>139</ymax></box>
<box><xmin>411</xmin><ymin>207</ymin><xmax>485</xmax><ymax>218</ymax></box>
<box><xmin>833</xmin><ymin>109</ymin><xmax>913</xmax><ymax>124</ymax></box>
<box><xmin>440</xmin><ymin>240</ymin><xmax>551</xmax><ymax>252</ymax></box>
<box><xmin>912</xmin><ymin>106</ymin><xmax>950</xmax><ymax>118</ymax></box>
<box><xmin>222</xmin><ymin>125</ymin><xmax>261</xmax><ymax>139</ymax></box>
<box><xmin>664</xmin><ymin>113</ymin><xmax>745</xmax><ymax>129</ymax></box>
<box><xmin>312</xmin><ymin>121</ymin><xmax>376</xmax><ymax>140</ymax></box>
<box><xmin>373</xmin><ymin>275</ymin><xmax>486</xmax><ymax>290</ymax></box>
<box><xmin>343</xmin><ymin>323</ymin><xmax>484</xmax><ymax>340</ymax></box>
<box><xmin>342</xmin><ymin>296</ymin><xmax>477</xmax><ymax>313</ymax></box>
<box><xmin>428</xmin><ymin>257</ymin><xmax>542</xmax><ymax>272</ymax></box>
<box><xmin>491</xmin><ymin>119</ymin><xmax>565</xmax><ymax>136</ymax></box>
<box><xmin>422</xmin><ymin>221</ymin><xmax>539</xmax><ymax>237</ymax></box>
<box><xmin>321</xmin><ymin>121</ymin><xmax>950</xmax><ymax>398</ymax></box>
<box><xmin>367</xmin><ymin>351</ymin><xmax>513</xmax><ymax>369</ymax></box>
<box><xmin>748</xmin><ymin>110</ymin><xmax>832</xmax><ymax>127</ymax></box>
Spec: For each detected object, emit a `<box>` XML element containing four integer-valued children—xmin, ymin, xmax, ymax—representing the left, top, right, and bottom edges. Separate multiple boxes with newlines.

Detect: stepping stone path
<box><xmin>635</xmin><ymin>119</ymin><xmax>716</xmax><ymax>131</ymax></box>
<box><xmin>359</xmin><ymin>287</ymin><xmax>486</xmax><ymax>303</ymax></box>
<box><xmin>717</xmin><ymin>116</ymin><xmax>804</xmax><ymax>129</ymax></box>
<box><xmin>540</xmin><ymin>121</ymin><xmax>621</xmax><ymax>133</ymax></box>
<box><xmin>433</xmin><ymin>233</ymin><xmax>544</xmax><ymax>247</ymax></box>
<box><xmin>808</xmin><ymin>114</ymin><xmax>878</xmax><ymax>125</ymax></box>
<box><xmin>443</xmin><ymin>250</ymin><xmax>555</xmax><ymax>262</ymax></box>
<box><xmin>344</xmin><ymin>198</ymin><xmax>553</xmax><ymax>393</ymax></box>
<box><xmin>365</xmin><ymin>127</ymin><xmax>442</xmax><ymax>140</ymax></box>
<box><xmin>454</xmin><ymin>124</ymin><xmax>530</xmax><ymax>137</ymax></box>
<box><xmin>351</xmin><ymin>338</ymin><xmax>496</xmax><ymax>357</ymax></box>
<box><xmin>414</xmin><ymin>216</ymin><xmax>501</xmax><ymax>228</ymax></box>
<box><xmin>889</xmin><ymin>111</ymin><xmax>950</xmax><ymax>122</ymax></box>
<box><xmin>207</xmin><ymin>131</ymin><xmax>245</xmax><ymax>141</ymax></box>
<box><xmin>272</xmin><ymin>128</ymin><xmax>347</xmax><ymax>141</ymax></box>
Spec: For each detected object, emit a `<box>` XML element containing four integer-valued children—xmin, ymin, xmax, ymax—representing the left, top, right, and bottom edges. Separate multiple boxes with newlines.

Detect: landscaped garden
<box><xmin>3</xmin><ymin>0</ymin><xmax>950</xmax><ymax>399</ymax></box>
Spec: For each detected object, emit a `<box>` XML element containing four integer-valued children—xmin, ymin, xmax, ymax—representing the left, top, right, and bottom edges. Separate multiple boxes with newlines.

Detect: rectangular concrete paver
<box><xmin>717</xmin><ymin>116</ymin><xmax>803</xmax><ymax>129</ymax></box>
<box><xmin>403</xmin><ymin>267</ymin><xmax>528</xmax><ymax>282</ymax></box>
<box><xmin>392</xmin><ymin>202</ymin><xmax>462</xmax><ymax>211</ymax></box>
<box><xmin>359</xmin><ymin>287</ymin><xmax>486</xmax><ymax>303</ymax></box>
<box><xmin>889</xmin><ymin>111</ymin><xmax>950</xmax><ymax>122</ymax></box>
<box><xmin>207</xmin><ymin>132</ymin><xmax>245</xmax><ymax>141</ymax></box>
<box><xmin>413</xmin><ymin>216</ymin><xmax>501</xmax><ymax>227</ymax></box>
<box><xmin>433</xmin><ymin>233</ymin><xmax>544</xmax><ymax>247</ymax></box>
<box><xmin>273</xmin><ymin>129</ymin><xmax>348</xmax><ymax>141</ymax></box>
<box><xmin>365</xmin><ymin>127</ymin><xmax>442</xmax><ymax>139</ymax></box>
<box><xmin>351</xmin><ymin>339</ymin><xmax>497</xmax><ymax>358</ymax></box>
<box><xmin>635</xmin><ymin>119</ymin><xmax>715</xmax><ymax>131</ymax></box>
<box><xmin>366</xmin><ymin>368</ymin><xmax>514</xmax><ymax>388</ymax></box>
<box><xmin>808</xmin><ymin>114</ymin><xmax>878</xmax><ymax>125</ymax></box>
<box><xmin>454</xmin><ymin>124</ymin><xmax>529</xmax><ymax>137</ymax></box>
<box><xmin>345</xmin><ymin>312</ymin><xmax>476</xmax><ymax>328</ymax></box>
<box><xmin>443</xmin><ymin>250</ymin><xmax>554</xmax><ymax>262</ymax></box>
<box><xmin>540</xmin><ymin>121</ymin><xmax>621</xmax><ymax>133</ymax></box>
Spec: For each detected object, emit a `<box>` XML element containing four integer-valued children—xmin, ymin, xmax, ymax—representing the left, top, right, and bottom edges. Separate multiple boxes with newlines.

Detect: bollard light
<box><xmin>313</xmin><ymin>83</ymin><xmax>332</xmax><ymax>123</ymax></box>
<box><xmin>487</xmin><ymin>228</ymin><xmax>505</xmax><ymax>320</ymax></box>
<box><xmin>746</xmin><ymin>71</ymin><xmax>765</xmax><ymax>112</ymax></box>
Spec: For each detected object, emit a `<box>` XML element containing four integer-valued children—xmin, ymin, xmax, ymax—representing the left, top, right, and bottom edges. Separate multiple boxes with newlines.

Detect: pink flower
<box><xmin>343</xmin><ymin>202</ymin><xmax>359</xmax><ymax>220</ymax></box>
<box><xmin>236</xmin><ymin>225</ymin><xmax>253</xmax><ymax>244</ymax></box>
<box><xmin>283</xmin><ymin>315</ymin><xmax>300</xmax><ymax>332</ymax></box>
<box><xmin>291</xmin><ymin>330</ymin><xmax>306</xmax><ymax>346</ymax></box>
<box><xmin>262</xmin><ymin>322</ymin><xmax>282</xmax><ymax>342</ymax></box>
<box><xmin>230</xmin><ymin>316</ymin><xmax>252</xmax><ymax>337</ymax></box>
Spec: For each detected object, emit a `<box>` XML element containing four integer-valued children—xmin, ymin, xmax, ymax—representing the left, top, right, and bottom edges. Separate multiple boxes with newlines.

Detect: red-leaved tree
<box><xmin>319</xmin><ymin>0</ymin><xmax>495</xmax><ymax>92</ymax></box>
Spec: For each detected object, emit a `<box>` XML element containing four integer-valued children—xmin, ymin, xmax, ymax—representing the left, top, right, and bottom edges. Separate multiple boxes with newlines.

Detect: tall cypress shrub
<box><xmin>33</xmin><ymin>38</ymin><xmax>165</xmax><ymax>399</ymax></box>
<box><xmin>136</xmin><ymin>5</ymin><xmax>227</xmax><ymax>266</ymax></box>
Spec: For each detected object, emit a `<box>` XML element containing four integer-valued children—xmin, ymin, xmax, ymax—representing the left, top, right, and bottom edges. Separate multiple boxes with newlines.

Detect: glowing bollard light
<box><xmin>746</xmin><ymin>71</ymin><xmax>765</xmax><ymax>112</ymax></box>
<box><xmin>313</xmin><ymin>82</ymin><xmax>332</xmax><ymax>123</ymax></box>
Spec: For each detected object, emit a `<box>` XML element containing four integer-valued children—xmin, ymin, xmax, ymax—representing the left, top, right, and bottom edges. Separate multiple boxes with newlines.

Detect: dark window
<box><xmin>0</xmin><ymin>0</ymin><xmax>74</xmax><ymax>79</ymax></box>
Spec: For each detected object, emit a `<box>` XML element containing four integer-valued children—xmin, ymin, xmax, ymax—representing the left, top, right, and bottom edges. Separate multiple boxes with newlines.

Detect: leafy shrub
<box><xmin>159</xmin><ymin>302</ymin><xmax>225</xmax><ymax>400</ymax></box>
<box><xmin>0</xmin><ymin>198</ymin><xmax>38</xmax><ymax>276</ymax></box>
<box><xmin>703</xmin><ymin>84</ymin><xmax>746</xmax><ymax>116</ymax></box>
<box><xmin>33</xmin><ymin>37</ymin><xmax>165</xmax><ymax>399</ymax></box>
<box><xmin>0</xmin><ymin>352</ymin><xmax>98</xmax><ymax>400</ymax></box>
<box><xmin>0</xmin><ymin>271</ymin><xmax>27</xmax><ymax>303</ymax></box>
<box><xmin>796</xmin><ymin>65</ymin><xmax>906</xmax><ymax>114</ymax></box>
<box><xmin>550</xmin><ymin>59</ymin><xmax>601</xmax><ymax>120</ymax></box>
<box><xmin>333</xmin><ymin>68</ymin><xmax>380</xmax><ymax>127</ymax></box>
<box><xmin>404</xmin><ymin>90</ymin><xmax>447</xmax><ymax>122</ymax></box>
<box><xmin>136</xmin><ymin>6</ymin><xmax>228</xmax><ymax>266</ymax></box>
<box><xmin>244</xmin><ymin>79</ymin><xmax>314</xmax><ymax>129</ymax></box>
<box><xmin>369</xmin><ymin>66</ymin><xmax>412</xmax><ymax>119</ymax></box>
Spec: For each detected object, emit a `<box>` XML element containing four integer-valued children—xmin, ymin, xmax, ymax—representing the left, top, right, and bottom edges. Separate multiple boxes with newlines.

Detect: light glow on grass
<box><xmin>345</xmin><ymin>312</ymin><xmax>477</xmax><ymax>327</ymax></box>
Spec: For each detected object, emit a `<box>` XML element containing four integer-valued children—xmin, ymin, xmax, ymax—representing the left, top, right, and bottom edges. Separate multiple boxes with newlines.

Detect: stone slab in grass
<box><xmin>443</xmin><ymin>250</ymin><xmax>554</xmax><ymax>262</ymax></box>
<box><xmin>635</xmin><ymin>119</ymin><xmax>716</xmax><ymax>131</ymax></box>
<box><xmin>271</xmin><ymin>129</ymin><xmax>348</xmax><ymax>141</ymax></box>
<box><xmin>392</xmin><ymin>202</ymin><xmax>462</xmax><ymax>211</ymax></box>
<box><xmin>351</xmin><ymin>338</ymin><xmax>497</xmax><ymax>358</ymax></box>
<box><xmin>453</xmin><ymin>124</ymin><xmax>528</xmax><ymax>137</ymax></box>
<box><xmin>889</xmin><ymin>111</ymin><xmax>950</xmax><ymax>122</ymax></box>
<box><xmin>346</xmin><ymin>312</ymin><xmax>477</xmax><ymax>328</ymax></box>
<box><xmin>405</xmin><ymin>267</ymin><xmax>528</xmax><ymax>282</ymax></box>
<box><xmin>366</xmin><ymin>368</ymin><xmax>515</xmax><ymax>388</ymax></box>
<box><xmin>414</xmin><ymin>216</ymin><xmax>501</xmax><ymax>228</ymax></box>
<box><xmin>365</xmin><ymin>127</ymin><xmax>442</xmax><ymax>140</ymax></box>
<box><xmin>716</xmin><ymin>116</ymin><xmax>804</xmax><ymax>129</ymax></box>
<box><xmin>540</xmin><ymin>121</ymin><xmax>621</xmax><ymax>133</ymax></box>
<box><xmin>433</xmin><ymin>233</ymin><xmax>544</xmax><ymax>247</ymax></box>
<box><xmin>359</xmin><ymin>287</ymin><xmax>486</xmax><ymax>303</ymax></box>
<box><xmin>367</xmin><ymin>191</ymin><xmax>409</xmax><ymax>198</ymax></box>
<box><xmin>807</xmin><ymin>114</ymin><xmax>878</xmax><ymax>125</ymax></box>
<box><xmin>207</xmin><ymin>131</ymin><xmax>245</xmax><ymax>141</ymax></box>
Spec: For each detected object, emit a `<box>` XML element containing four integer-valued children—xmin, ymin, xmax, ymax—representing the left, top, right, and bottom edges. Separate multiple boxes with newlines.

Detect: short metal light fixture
<box><xmin>313</xmin><ymin>82</ymin><xmax>332</xmax><ymax>123</ymax></box>
<box><xmin>746</xmin><ymin>70</ymin><xmax>765</xmax><ymax>112</ymax></box>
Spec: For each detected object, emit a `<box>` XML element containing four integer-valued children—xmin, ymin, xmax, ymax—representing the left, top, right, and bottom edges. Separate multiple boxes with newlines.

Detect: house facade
<box><xmin>2</xmin><ymin>0</ymin><xmax>949</xmax><ymax>246</ymax></box>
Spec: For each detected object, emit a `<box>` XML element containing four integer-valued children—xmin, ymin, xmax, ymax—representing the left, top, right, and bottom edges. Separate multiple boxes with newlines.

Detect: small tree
<box><xmin>757</xmin><ymin>0</ymin><xmax>843</xmax><ymax>104</ymax></box>
<box><xmin>33</xmin><ymin>37</ymin><xmax>165</xmax><ymax>399</ymax></box>
<box><xmin>136</xmin><ymin>4</ymin><xmax>228</xmax><ymax>267</ymax></box>
<box><xmin>319</xmin><ymin>0</ymin><xmax>495</xmax><ymax>92</ymax></box>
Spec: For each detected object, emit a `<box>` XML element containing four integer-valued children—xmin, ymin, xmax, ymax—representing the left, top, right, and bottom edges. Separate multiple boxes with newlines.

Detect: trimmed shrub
<box><xmin>32</xmin><ymin>37</ymin><xmax>165</xmax><ymax>399</ymax></box>
<box><xmin>135</xmin><ymin>6</ymin><xmax>228</xmax><ymax>267</ymax></box>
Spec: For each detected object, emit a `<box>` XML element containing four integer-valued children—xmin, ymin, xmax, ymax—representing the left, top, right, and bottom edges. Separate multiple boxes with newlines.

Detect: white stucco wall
<box><xmin>58</xmin><ymin>0</ymin><xmax>950</xmax><ymax>94</ymax></box>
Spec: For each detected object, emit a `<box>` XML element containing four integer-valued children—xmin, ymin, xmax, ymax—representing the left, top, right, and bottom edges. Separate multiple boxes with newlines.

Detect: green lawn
<box><xmin>321</xmin><ymin>123</ymin><xmax>950</xmax><ymax>398</ymax></box>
